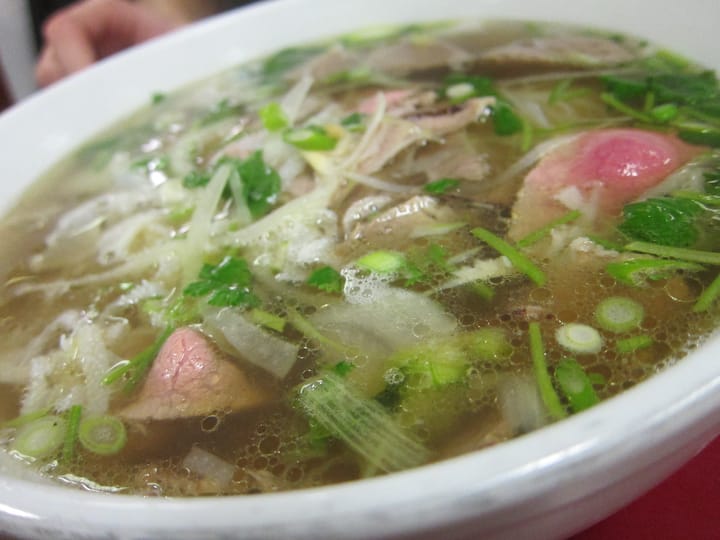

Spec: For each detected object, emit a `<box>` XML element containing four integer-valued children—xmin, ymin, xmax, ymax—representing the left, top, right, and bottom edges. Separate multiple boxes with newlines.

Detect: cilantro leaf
<box><xmin>705</xmin><ymin>170</ymin><xmax>720</xmax><ymax>195</ymax></box>
<box><xmin>491</xmin><ymin>100</ymin><xmax>523</xmax><ymax>136</ymax></box>
<box><xmin>182</xmin><ymin>171</ymin><xmax>211</xmax><ymax>189</ymax></box>
<box><xmin>198</xmin><ymin>98</ymin><xmax>244</xmax><ymax>127</ymax></box>
<box><xmin>441</xmin><ymin>73</ymin><xmax>497</xmax><ymax>103</ymax></box>
<box><xmin>237</xmin><ymin>151</ymin><xmax>281</xmax><ymax>218</ymax></box>
<box><xmin>182</xmin><ymin>152</ymin><xmax>281</xmax><ymax>218</ymax></box>
<box><xmin>183</xmin><ymin>256</ymin><xmax>258</xmax><ymax>308</ymax></box>
<box><xmin>649</xmin><ymin>71</ymin><xmax>718</xmax><ymax>105</ymax></box>
<box><xmin>333</xmin><ymin>361</ymin><xmax>356</xmax><ymax>377</ymax></box>
<box><xmin>199</xmin><ymin>256</ymin><xmax>252</xmax><ymax>286</ymax></box>
<box><xmin>307</xmin><ymin>266</ymin><xmax>345</xmax><ymax>293</ymax></box>
<box><xmin>340</xmin><ymin>112</ymin><xmax>365</xmax><ymax>132</ymax></box>
<box><xmin>423</xmin><ymin>178</ymin><xmax>460</xmax><ymax>194</ymax></box>
<box><xmin>618</xmin><ymin>197</ymin><xmax>703</xmax><ymax>247</ymax></box>
<box><xmin>603</xmin><ymin>68</ymin><xmax>720</xmax><ymax>148</ymax></box>
<box><xmin>439</xmin><ymin>73</ymin><xmax>523</xmax><ymax>136</ymax></box>
<box><xmin>262</xmin><ymin>46</ymin><xmax>323</xmax><ymax>79</ymax></box>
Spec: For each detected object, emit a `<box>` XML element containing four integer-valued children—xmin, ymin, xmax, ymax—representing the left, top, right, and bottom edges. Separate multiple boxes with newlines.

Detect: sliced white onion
<box><xmin>203</xmin><ymin>308</ymin><xmax>299</xmax><ymax>379</ymax></box>
<box><xmin>182</xmin><ymin>446</ymin><xmax>235</xmax><ymax>489</ymax></box>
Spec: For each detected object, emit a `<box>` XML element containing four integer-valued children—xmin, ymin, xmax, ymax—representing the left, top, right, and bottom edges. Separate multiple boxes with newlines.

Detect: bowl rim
<box><xmin>1</xmin><ymin>0</ymin><xmax>720</xmax><ymax>537</ymax></box>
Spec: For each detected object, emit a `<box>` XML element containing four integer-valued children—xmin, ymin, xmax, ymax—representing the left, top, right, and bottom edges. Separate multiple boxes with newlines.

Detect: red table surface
<box><xmin>572</xmin><ymin>435</ymin><xmax>720</xmax><ymax>539</ymax></box>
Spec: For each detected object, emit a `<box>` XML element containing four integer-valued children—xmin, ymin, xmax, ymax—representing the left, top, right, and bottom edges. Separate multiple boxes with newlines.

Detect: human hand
<box><xmin>36</xmin><ymin>0</ymin><xmax>180</xmax><ymax>88</ymax></box>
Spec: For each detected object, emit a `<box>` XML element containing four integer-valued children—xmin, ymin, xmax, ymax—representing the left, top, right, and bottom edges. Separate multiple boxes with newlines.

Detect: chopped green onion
<box><xmin>555</xmin><ymin>358</ymin><xmax>600</xmax><ymax>412</ymax></box>
<box><xmin>600</xmin><ymin>92</ymin><xmax>653</xmax><ymax>122</ymax></box>
<box><xmin>520</xmin><ymin>117</ymin><xmax>534</xmax><ymax>152</ymax></box>
<box><xmin>693</xmin><ymin>272</ymin><xmax>720</xmax><ymax>312</ymax></box>
<box><xmin>650</xmin><ymin>103</ymin><xmax>679</xmax><ymax>123</ymax></box>
<box><xmin>606</xmin><ymin>258</ymin><xmax>705</xmax><ymax>286</ymax></box>
<box><xmin>548</xmin><ymin>78</ymin><xmax>591</xmax><ymax>105</ymax></box>
<box><xmin>297</xmin><ymin>373</ymin><xmax>429</xmax><ymax>472</ymax></box>
<box><xmin>556</xmin><ymin>323</ymin><xmax>603</xmax><ymax>354</ymax></box>
<box><xmin>445</xmin><ymin>82</ymin><xmax>476</xmax><ymax>103</ymax></box>
<box><xmin>62</xmin><ymin>405</ymin><xmax>82</xmax><ymax>462</ymax></box>
<box><xmin>340</xmin><ymin>112</ymin><xmax>365</xmax><ymax>131</ymax></box>
<box><xmin>423</xmin><ymin>178</ymin><xmax>460</xmax><ymax>195</ymax></box>
<box><xmin>259</xmin><ymin>102</ymin><xmax>289</xmax><ymax>132</ymax></box>
<box><xmin>469</xmin><ymin>281</ymin><xmax>495</xmax><ymax>300</ymax></box>
<box><xmin>616</xmin><ymin>335</ymin><xmax>654</xmax><ymax>353</ymax></box>
<box><xmin>283</xmin><ymin>126</ymin><xmax>338</xmax><ymax>151</ymax></box>
<box><xmin>1</xmin><ymin>408</ymin><xmax>51</xmax><ymax>429</ymax></box>
<box><xmin>671</xmin><ymin>190</ymin><xmax>720</xmax><ymax>206</ymax></box>
<box><xmin>356</xmin><ymin>250</ymin><xmax>406</xmax><ymax>274</ymax></box>
<box><xmin>515</xmin><ymin>210</ymin><xmax>582</xmax><ymax>248</ymax></box>
<box><xmin>102</xmin><ymin>326</ymin><xmax>174</xmax><ymax>391</ymax></box>
<box><xmin>286</xmin><ymin>307</ymin><xmax>355</xmax><ymax>355</ymax></box>
<box><xmin>78</xmin><ymin>416</ymin><xmax>127</xmax><ymax>456</ymax></box>
<box><xmin>587</xmin><ymin>235</ymin><xmax>625</xmax><ymax>252</ymax></box>
<box><xmin>307</xmin><ymin>266</ymin><xmax>345</xmax><ymax>293</ymax></box>
<box><xmin>595</xmin><ymin>297</ymin><xmax>644</xmax><ymax>333</ymax></box>
<box><xmin>528</xmin><ymin>322</ymin><xmax>566</xmax><ymax>420</ymax></box>
<box><xmin>678</xmin><ymin>126</ymin><xmax>720</xmax><ymax>148</ymax></box>
<box><xmin>11</xmin><ymin>415</ymin><xmax>67</xmax><ymax>460</ymax></box>
<box><xmin>464</xmin><ymin>327</ymin><xmax>513</xmax><ymax>360</ymax></box>
<box><xmin>471</xmin><ymin>227</ymin><xmax>546</xmax><ymax>286</ymax></box>
<box><xmin>624</xmin><ymin>241</ymin><xmax>720</xmax><ymax>265</ymax></box>
<box><xmin>250</xmin><ymin>309</ymin><xmax>286</xmax><ymax>332</ymax></box>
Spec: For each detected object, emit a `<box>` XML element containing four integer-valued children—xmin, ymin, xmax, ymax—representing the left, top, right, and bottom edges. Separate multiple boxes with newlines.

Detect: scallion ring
<box><xmin>12</xmin><ymin>415</ymin><xmax>67</xmax><ymax>460</ymax></box>
<box><xmin>595</xmin><ymin>297</ymin><xmax>644</xmax><ymax>333</ymax></box>
<box><xmin>78</xmin><ymin>415</ymin><xmax>127</xmax><ymax>456</ymax></box>
<box><xmin>556</xmin><ymin>323</ymin><xmax>603</xmax><ymax>354</ymax></box>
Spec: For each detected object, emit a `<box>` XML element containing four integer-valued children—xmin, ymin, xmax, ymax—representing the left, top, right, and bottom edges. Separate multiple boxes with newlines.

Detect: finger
<box><xmin>35</xmin><ymin>46</ymin><xmax>66</xmax><ymax>88</ymax></box>
<box><xmin>43</xmin><ymin>8</ymin><xmax>97</xmax><ymax>75</ymax></box>
<box><xmin>39</xmin><ymin>0</ymin><xmax>180</xmax><ymax>84</ymax></box>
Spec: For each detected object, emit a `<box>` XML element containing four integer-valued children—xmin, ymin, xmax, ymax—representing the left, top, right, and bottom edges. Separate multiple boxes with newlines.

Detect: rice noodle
<box><xmin>96</xmin><ymin>210</ymin><xmax>169</xmax><ymax>266</ymax></box>
<box><xmin>181</xmin><ymin>164</ymin><xmax>231</xmax><ymax>283</ymax></box>
<box><xmin>280</xmin><ymin>74</ymin><xmax>314</xmax><ymax>125</ymax></box>
<box><xmin>230</xmin><ymin>184</ymin><xmax>333</xmax><ymax>249</ymax></box>
<box><xmin>492</xmin><ymin>133</ymin><xmax>579</xmax><ymax>186</ymax></box>
<box><xmin>0</xmin><ymin>310</ymin><xmax>82</xmax><ymax>385</ymax></box>
<box><xmin>12</xmin><ymin>244</ymin><xmax>179</xmax><ymax>299</ymax></box>
<box><xmin>344</xmin><ymin>172</ymin><xmax>419</xmax><ymax>193</ymax></box>
<box><xmin>341</xmin><ymin>92</ymin><xmax>386</xmax><ymax>170</ymax></box>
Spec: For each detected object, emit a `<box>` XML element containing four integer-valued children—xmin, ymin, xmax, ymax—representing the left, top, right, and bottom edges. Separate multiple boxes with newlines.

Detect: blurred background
<box><xmin>0</xmin><ymin>0</ymin><xmax>259</xmax><ymax>111</ymax></box>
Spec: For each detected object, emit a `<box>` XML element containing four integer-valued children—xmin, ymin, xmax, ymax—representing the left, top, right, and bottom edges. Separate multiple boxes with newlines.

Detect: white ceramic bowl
<box><xmin>1</xmin><ymin>1</ymin><xmax>720</xmax><ymax>538</ymax></box>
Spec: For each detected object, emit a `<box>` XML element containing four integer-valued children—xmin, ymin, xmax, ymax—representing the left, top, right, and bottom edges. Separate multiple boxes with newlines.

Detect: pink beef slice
<box><xmin>508</xmin><ymin>129</ymin><xmax>703</xmax><ymax>240</ymax></box>
<box><xmin>118</xmin><ymin>328</ymin><xmax>270</xmax><ymax>421</ymax></box>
